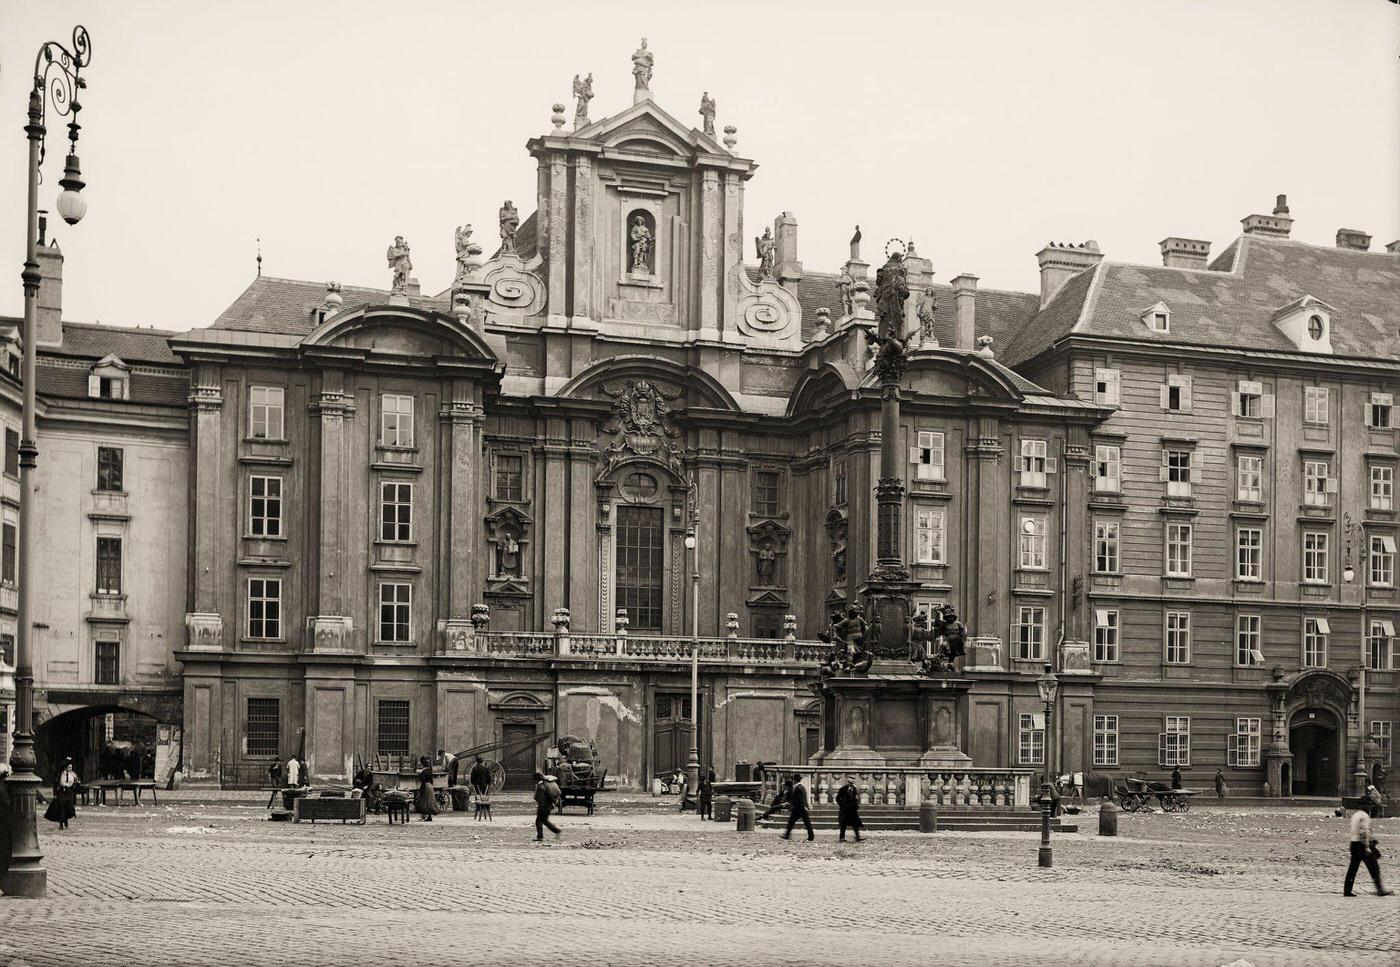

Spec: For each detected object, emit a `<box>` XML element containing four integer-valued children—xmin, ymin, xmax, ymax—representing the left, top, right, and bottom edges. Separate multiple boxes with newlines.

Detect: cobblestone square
<box><xmin>0</xmin><ymin>796</ymin><xmax>1394</xmax><ymax>967</ymax></box>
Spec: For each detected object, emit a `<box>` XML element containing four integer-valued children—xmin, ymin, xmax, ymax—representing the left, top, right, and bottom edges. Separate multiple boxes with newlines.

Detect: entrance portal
<box><xmin>37</xmin><ymin>706</ymin><xmax>159</xmax><ymax>784</ymax></box>
<box><xmin>652</xmin><ymin>693</ymin><xmax>696</xmax><ymax>779</ymax></box>
<box><xmin>501</xmin><ymin>723</ymin><xmax>539</xmax><ymax>790</ymax></box>
<box><xmin>1289</xmin><ymin>707</ymin><xmax>1341</xmax><ymax>796</ymax></box>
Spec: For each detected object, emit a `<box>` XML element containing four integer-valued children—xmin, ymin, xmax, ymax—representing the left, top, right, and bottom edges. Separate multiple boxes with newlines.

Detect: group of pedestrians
<box><xmin>757</xmin><ymin>774</ymin><xmax>864</xmax><ymax>843</ymax></box>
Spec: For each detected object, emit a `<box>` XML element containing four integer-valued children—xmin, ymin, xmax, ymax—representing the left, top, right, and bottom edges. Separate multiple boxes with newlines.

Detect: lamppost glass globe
<box><xmin>684</xmin><ymin>533</ymin><xmax>696</xmax><ymax>550</ymax></box>
<box><xmin>1344</xmin><ymin>564</ymin><xmax>1356</xmax><ymax>584</ymax></box>
<box><xmin>57</xmin><ymin>153</ymin><xmax>86</xmax><ymax>225</ymax></box>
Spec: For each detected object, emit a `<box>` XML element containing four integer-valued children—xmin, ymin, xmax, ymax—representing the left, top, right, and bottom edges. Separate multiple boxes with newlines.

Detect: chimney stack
<box><xmin>952</xmin><ymin>274</ymin><xmax>978</xmax><ymax>351</ymax></box>
<box><xmin>1035</xmin><ymin>241</ymin><xmax>1103</xmax><ymax>307</ymax></box>
<box><xmin>1241</xmin><ymin>194</ymin><xmax>1293</xmax><ymax>238</ymax></box>
<box><xmin>1159</xmin><ymin>237</ymin><xmax>1211</xmax><ymax>269</ymax></box>
<box><xmin>36</xmin><ymin>222</ymin><xmax>64</xmax><ymax>348</ymax></box>
<box><xmin>774</xmin><ymin>212</ymin><xmax>803</xmax><ymax>289</ymax></box>
<box><xmin>1335</xmin><ymin>228</ymin><xmax>1371</xmax><ymax>252</ymax></box>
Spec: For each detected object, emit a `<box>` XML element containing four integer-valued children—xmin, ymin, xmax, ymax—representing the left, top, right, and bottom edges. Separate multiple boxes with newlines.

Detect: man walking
<box><xmin>836</xmin><ymin>778</ymin><xmax>863</xmax><ymax>843</ymax></box>
<box><xmin>1344</xmin><ymin>805</ymin><xmax>1392</xmax><ymax>897</ymax></box>
<box><xmin>781</xmin><ymin>774</ymin><xmax>814</xmax><ymax>842</ymax></box>
<box><xmin>1171</xmin><ymin>766</ymin><xmax>1182</xmax><ymax>790</ymax></box>
<box><xmin>533</xmin><ymin>771</ymin><xmax>561</xmax><ymax>841</ymax></box>
<box><xmin>1214</xmin><ymin>768</ymin><xmax>1227</xmax><ymax>800</ymax></box>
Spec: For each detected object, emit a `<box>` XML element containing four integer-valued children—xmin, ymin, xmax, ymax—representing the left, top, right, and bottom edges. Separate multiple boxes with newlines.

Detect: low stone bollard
<box><xmin>735</xmin><ymin>799</ymin><xmax>755</xmax><ymax>831</ymax></box>
<box><xmin>1098</xmin><ymin>801</ymin><xmax>1118</xmax><ymax>836</ymax></box>
<box><xmin>918</xmin><ymin>798</ymin><xmax>938</xmax><ymax>833</ymax></box>
<box><xmin>651</xmin><ymin>778</ymin><xmax>663</xmax><ymax>796</ymax></box>
<box><xmin>712</xmin><ymin>795</ymin><xmax>733</xmax><ymax>823</ymax></box>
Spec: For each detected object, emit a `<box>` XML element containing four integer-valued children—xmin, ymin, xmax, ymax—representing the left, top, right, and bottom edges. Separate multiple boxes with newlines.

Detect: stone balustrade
<box><xmin>470</xmin><ymin>629</ymin><xmax>826</xmax><ymax>664</ymax></box>
<box><xmin>759</xmin><ymin>766</ymin><xmax>1035</xmax><ymax>809</ymax></box>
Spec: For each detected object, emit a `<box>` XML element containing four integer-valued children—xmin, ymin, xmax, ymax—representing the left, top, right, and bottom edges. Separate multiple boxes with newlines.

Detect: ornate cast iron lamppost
<box><xmin>1036</xmin><ymin>663</ymin><xmax>1060</xmax><ymax>869</ymax></box>
<box><xmin>1342</xmin><ymin>511</ymin><xmax>1372</xmax><ymax>796</ymax></box>
<box><xmin>4</xmin><ymin>25</ymin><xmax>92</xmax><ymax>900</ymax></box>
<box><xmin>684</xmin><ymin>473</ymin><xmax>701</xmax><ymax>800</ymax></box>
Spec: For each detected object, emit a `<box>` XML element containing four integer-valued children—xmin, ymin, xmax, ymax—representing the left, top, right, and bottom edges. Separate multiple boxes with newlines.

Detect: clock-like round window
<box><xmin>621</xmin><ymin>471</ymin><xmax>658</xmax><ymax>499</ymax></box>
<box><xmin>1308</xmin><ymin>315</ymin><xmax>1324</xmax><ymax>340</ymax></box>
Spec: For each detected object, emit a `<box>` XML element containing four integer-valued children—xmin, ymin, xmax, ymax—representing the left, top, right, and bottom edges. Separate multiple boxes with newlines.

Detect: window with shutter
<box><xmin>909</xmin><ymin>431</ymin><xmax>945</xmax><ymax>481</ymax></box>
<box><xmin>1371</xmin><ymin>393</ymin><xmax>1394</xmax><ymax>429</ymax></box>
<box><xmin>1093</xmin><ymin>368</ymin><xmax>1120</xmax><ymax>405</ymax></box>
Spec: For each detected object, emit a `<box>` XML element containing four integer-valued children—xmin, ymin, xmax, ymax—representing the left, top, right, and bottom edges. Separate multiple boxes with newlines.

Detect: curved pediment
<box><xmin>786</xmin><ymin>362</ymin><xmax>860</xmax><ymax>418</ymax></box>
<box><xmin>300</xmin><ymin>305</ymin><xmax>501</xmax><ymax>367</ymax></box>
<box><xmin>557</xmin><ymin>354</ymin><xmax>740</xmax><ymax>411</ymax></box>
<box><xmin>901</xmin><ymin>351</ymin><xmax>1027</xmax><ymax>403</ymax></box>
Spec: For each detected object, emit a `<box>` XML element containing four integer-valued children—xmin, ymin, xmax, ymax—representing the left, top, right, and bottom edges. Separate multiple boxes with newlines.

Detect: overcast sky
<box><xmin>2</xmin><ymin>0</ymin><xmax>1397</xmax><ymax>332</ymax></box>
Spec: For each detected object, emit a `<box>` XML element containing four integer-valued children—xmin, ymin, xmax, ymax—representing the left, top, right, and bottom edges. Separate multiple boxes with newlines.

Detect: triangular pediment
<box><xmin>746</xmin><ymin>519</ymin><xmax>792</xmax><ymax>544</ymax></box>
<box><xmin>485</xmin><ymin>504</ymin><xmax>533</xmax><ymax>528</ymax></box>
<box><xmin>575</xmin><ymin>99</ymin><xmax>728</xmax><ymax>157</ymax></box>
<box><xmin>747</xmin><ymin>589</ymin><xmax>790</xmax><ymax>608</ymax></box>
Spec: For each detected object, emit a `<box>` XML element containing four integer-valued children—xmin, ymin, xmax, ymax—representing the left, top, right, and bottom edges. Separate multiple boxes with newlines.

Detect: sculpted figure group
<box><xmin>817</xmin><ymin>601</ymin><xmax>968</xmax><ymax>687</ymax></box>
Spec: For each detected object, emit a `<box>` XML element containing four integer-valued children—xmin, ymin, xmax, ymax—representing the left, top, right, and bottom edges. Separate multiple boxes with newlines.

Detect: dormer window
<box><xmin>87</xmin><ymin>355</ymin><xmax>130</xmax><ymax>401</ymax></box>
<box><xmin>1270</xmin><ymin>295</ymin><xmax>1335</xmax><ymax>353</ymax></box>
<box><xmin>1141</xmin><ymin>302</ymin><xmax>1171</xmax><ymax>333</ymax></box>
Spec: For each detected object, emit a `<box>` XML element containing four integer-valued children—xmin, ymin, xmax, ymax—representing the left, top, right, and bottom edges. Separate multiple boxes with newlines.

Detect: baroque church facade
<box><xmin>11</xmin><ymin>59</ymin><xmax>1398</xmax><ymax>795</ymax></box>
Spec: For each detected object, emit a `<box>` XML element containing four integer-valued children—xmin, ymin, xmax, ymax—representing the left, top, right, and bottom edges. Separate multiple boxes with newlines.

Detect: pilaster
<box><xmin>441</xmin><ymin>395</ymin><xmax>483</xmax><ymax>622</ymax></box>
<box><xmin>546</xmin><ymin>153</ymin><xmax>569</xmax><ymax>328</ymax></box>
<box><xmin>570</xmin><ymin>155</ymin><xmax>594</xmax><ymax>324</ymax></box>
<box><xmin>698</xmin><ymin>169</ymin><xmax>721</xmax><ymax>341</ymax></box>
<box><xmin>311</xmin><ymin>372</ymin><xmax>355</xmax><ymax>629</ymax></box>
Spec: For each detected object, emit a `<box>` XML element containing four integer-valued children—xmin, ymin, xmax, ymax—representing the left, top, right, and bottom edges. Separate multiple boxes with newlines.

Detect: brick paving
<box><xmin>0</xmin><ymin>801</ymin><xmax>1393</xmax><ymax>967</ymax></box>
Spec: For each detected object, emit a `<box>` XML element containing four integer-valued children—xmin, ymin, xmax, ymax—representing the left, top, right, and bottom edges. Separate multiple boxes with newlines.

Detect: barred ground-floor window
<box><xmin>1017</xmin><ymin>712</ymin><xmax>1045</xmax><ymax>765</ymax></box>
<box><xmin>246</xmin><ymin>697</ymin><xmax>280</xmax><ymax>757</ymax></box>
<box><xmin>377</xmin><ymin>699</ymin><xmax>410</xmax><ymax>756</ymax></box>
<box><xmin>1159</xmin><ymin>716</ymin><xmax>1190</xmax><ymax>767</ymax></box>
<box><xmin>1093</xmin><ymin>714</ymin><xmax>1118</xmax><ymax>767</ymax></box>
<box><xmin>1227</xmin><ymin>717</ymin><xmax>1261</xmax><ymax>767</ymax></box>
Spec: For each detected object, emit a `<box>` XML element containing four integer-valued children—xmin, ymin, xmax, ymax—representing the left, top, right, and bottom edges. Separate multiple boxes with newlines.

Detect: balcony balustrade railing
<box><xmin>470</xmin><ymin>630</ymin><xmax>825</xmax><ymax>664</ymax></box>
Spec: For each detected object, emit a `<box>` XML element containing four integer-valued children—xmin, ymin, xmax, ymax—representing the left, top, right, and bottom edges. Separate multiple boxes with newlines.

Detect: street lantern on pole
<box><xmin>4</xmin><ymin>25</ymin><xmax>92</xmax><ymax>901</ymax></box>
<box><xmin>1342</xmin><ymin>511</ymin><xmax>1372</xmax><ymax>796</ymax></box>
<box><xmin>1035</xmin><ymin>662</ymin><xmax>1060</xmax><ymax>869</ymax></box>
<box><xmin>683</xmin><ymin>472</ymin><xmax>701</xmax><ymax>801</ymax></box>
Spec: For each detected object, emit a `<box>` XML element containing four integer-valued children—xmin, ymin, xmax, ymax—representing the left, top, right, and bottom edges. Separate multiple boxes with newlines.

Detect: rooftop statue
<box><xmin>572</xmin><ymin>72</ymin><xmax>593</xmax><ymax>127</ymax></box>
<box><xmin>699</xmin><ymin>91</ymin><xmax>716</xmax><ymax>137</ymax></box>
<box><xmin>755</xmin><ymin>227</ymin><xmax>776</xmax><ymax>280</ymax></box>
<box><xmin>837</xmin><ymin>266</ymin><xmax>856</xmax><ymax>318</ymax></box>
<box><xmin>454</xmin><ymin>225</ymin><xmax>477</xmax><ymax>282</ymax></box>
<box><xmin>386</xmin><ymin>236</ymin><xmax>412</xmax><ymax>293</ymax></box>
<box><xmin>499</xmin><ymin>201</ymin><xmax>520</xmax><ymax>255</ymax></box>
<box><xmin>632</xmin><ymin>38</ymin><xmax>654</xmax><ymax>103</ymax></box>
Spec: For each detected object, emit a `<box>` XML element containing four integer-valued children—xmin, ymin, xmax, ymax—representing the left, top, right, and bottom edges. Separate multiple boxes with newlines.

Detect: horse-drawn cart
<box><xmin>1112</xmin><ymin>776</ymin><xmax>1196</xmax><ymax>812</ymax></box>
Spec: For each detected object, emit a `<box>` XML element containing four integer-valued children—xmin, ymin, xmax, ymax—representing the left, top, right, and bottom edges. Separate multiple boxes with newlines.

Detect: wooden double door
<box><xmin>653</xmin><ymin>694</ymin><xmax>701</xmax><ymax>778</ymax></box>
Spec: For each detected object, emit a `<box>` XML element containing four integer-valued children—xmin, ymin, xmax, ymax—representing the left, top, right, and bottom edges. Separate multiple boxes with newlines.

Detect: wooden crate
<box><xmin>294</xmin><ymin>796</ymin><xmax>367</xmax><ymax>824</ymax></box>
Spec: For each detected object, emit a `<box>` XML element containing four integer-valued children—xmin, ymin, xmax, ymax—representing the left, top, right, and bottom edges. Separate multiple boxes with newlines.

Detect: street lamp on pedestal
<box><xmin>4</xmin><ymin>25</ymin><xmax>92</xmax><ymax>901</ymax></box>
<box><xmin>684</xmin><ymin>474</ymin><xmax>701</xmax><ymax>800</ymax></box>
<box><xmin>1036</xmin><ymin>663</ymin><xmax>1060</xmax><ymax>869</ymax></box>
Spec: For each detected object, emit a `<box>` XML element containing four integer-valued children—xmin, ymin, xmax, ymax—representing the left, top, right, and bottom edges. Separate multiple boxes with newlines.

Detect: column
<box><xmin>539</xmin><ymin>415</ymin><xmax>569</xmax><ymax>627</ymax></box>
<box><xmin>966</xmin><ymin>417</ymin><xmax>1006</xmax><ymax>669</ymax></box>
<box><xmin>440</xmin><ymin>386</ymin><xmax>483</xmax><ymax>650</ymax></box>
<box><xmin>185</xmin><ymin>367</ymin><xmax>226</xmax><ymax>651</ymax></box>
<box><xmin>309</xmin><ymin>371</ymin><xmax>355</xmax><ymax>653</ymax></box>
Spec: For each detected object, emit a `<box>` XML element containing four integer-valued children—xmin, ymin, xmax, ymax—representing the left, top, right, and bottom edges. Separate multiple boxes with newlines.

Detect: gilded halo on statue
<box><xmin>883</xmin><ymin>237</ymin><xmax>907</xmax><ymax>259</ymax></box>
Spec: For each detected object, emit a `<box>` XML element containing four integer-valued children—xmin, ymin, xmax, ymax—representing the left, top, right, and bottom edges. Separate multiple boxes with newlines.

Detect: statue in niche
<box><xmin>499</xmin><ymin>201</ymin><xmax>520</xmax><ymax>255</ymax></box>
<box><xmin>632</xmin><ymin>38</ymin><xmax>654</xmax><ymax>98</ymax></box>
<box><xmin>755</xmin><ymin>227</ymin><xmax>776</xmax><ymax>280</ymax></box>
<box><xmin>699</xmin><ymin>91</ymin><xmax>716</xmax><ymax>137</ymax></box>
<box><xmin>756</xmin><ymin>542</ymin><xmax>777</xmax><ymax>585</ymax></box>
<box><xmin>837</xmin><ymin>267</ymin><xmax>856</xmax><ymax>318</ymax></box>
<box><xmin>629</xmin><ymin>214</ymin><xmax>653</xmax><ymax>274</ymax></box>
<box><xmin>386</xmin><ymin>236</ymin><xmax>412</xmax><ymax>293</ymax></box>
<box><xmin>572</xmin><ymin>73</ymin><xmax>594</xmax><ymax>127</ymax></box>
<box><xmin>498</xmin><ymin>531</ymin><xmax>521</xmax><ymax>577</ymax></box>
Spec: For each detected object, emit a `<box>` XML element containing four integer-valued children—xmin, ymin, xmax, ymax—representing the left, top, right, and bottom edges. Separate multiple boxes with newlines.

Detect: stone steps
<box><xmin>756</xmin><ymin>806</ymin><xmax>1076</xmax><ymax>833</ymax></box>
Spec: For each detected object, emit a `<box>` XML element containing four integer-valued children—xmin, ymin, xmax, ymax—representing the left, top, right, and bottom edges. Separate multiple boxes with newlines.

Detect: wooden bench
<box><xmin>382</xmin><ymin>793</ymin><xmax>412</xmax><ymax>825</ymax></box>
<box><xmin>294</xmin><ymin>796</ymin><xmax>366</xmax><ymax>824</ymax></box>
<box><xmin>118</xmin><ymin>781</ymin><xmax>158</xmax><ymax>805</ymax></box>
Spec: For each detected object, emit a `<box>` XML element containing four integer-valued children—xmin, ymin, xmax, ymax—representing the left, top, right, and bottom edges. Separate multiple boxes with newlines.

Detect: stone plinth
<box><xmin>813</xmin><ymin>665</ymin><xmax>974</xmax><ymax>768</ymax></box>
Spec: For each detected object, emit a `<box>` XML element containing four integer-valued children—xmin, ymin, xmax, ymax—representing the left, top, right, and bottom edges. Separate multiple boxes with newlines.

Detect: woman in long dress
<box><xmin>44</xmin><ymin>757</ymin><xmax>78</xmax><ymax>830</ymax></box>
<box><xmin>414</xmin><ymin>756</ymin><xmax>439</xmax><ymax>822</ymax></box>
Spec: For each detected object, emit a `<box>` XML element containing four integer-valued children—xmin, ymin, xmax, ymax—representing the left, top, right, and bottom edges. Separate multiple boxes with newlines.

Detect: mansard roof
<box><xmin>210</xmin><ymin>276</ymin><xmax>449</xmax><ymax>336</ymax></box>
<box><xmin>15</xmin><ymin>320</ymin><xmax>183</xmax><ymax>365</ymax></box>
<box><xmin>1003</xmin><ymin>235</ymin><xmax>1400</xmax><ymax>366</ymax></box>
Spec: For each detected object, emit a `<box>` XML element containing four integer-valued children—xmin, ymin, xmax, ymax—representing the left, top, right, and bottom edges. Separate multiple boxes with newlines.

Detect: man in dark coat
<box><xmin>781</xmin><ymin>775</ymin><xmax>814</xmax><ymax>841</ymax></box>
<box><xmin>760</xmin><ymin>778</ymin><xmax>792</xmax><ymax>822</ymax></box>
<box><xmin>836</xmin><ymin>779</ymin><xmax>864</xmax><ymax>842</ymax></box>
<box><xmin>533</xmin><ymin>772</ymin><xmax>561</xmax><ymax>841</ymax></box>
<box><xmin>1171</xmin><ymin>766</ymin><xmax>1183</xmax><ymax>790</ymax></box>
<box><xmin>697</xmin><ymin>769</ymin><xmax>713</xmax><ymax>820</ymax></box>
<box><xmin>470</xmin><ymin>756</ymin><xmax>493</xmax><ymax>796</ymax></box>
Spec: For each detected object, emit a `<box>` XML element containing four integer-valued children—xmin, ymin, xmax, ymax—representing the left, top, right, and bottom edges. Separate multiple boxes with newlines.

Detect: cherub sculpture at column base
<box><xmin>910</xmin><ymin>604</ymin><xmax>968</xmax><ymax>676</ymax></box>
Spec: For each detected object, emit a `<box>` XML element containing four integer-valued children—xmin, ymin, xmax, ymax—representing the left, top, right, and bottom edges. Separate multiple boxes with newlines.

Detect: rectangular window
<box><xmin>1019</xmin><ymin>516</ymin><xmax>1047</xmax><ymax>570</ymax></box>
<box><xmin>1237</xmin><ymin>614</ymin><xmax>1264</xmax><ymax>667</ymax></box>
<box><xmin>1237</xmin><ymin>454</ymin><xmax>1263</xmax><ymax>502</ymax></box>
<box><xmin>1162</xmin><ymin>374</ymin><xmax>1192</xmax><ymax>412</ymax></box>
<box><xmin>1094</xmin><ymin>609</ymin><xmax>1119</xmax><ymax>663</ymax></box>
<box><xmin>97</xmin><ymin>375</ymin><xmax>125</xmax><ymax>400</ymax></box>
<box><xmin>1</xmin><ymin>522</ymin><xmax>14</xmax><ymax>585</ymax></box>
<box><xmin>380</xmin><ymin>481</ymin><xmax>413</xmax><ymax>543</ymax></box>
<box><xmin>249</xmin><ymin>386</ymin><xmax>285</xmax><ymax>440</ymax></box>
<box><xmin>1371</xmin><ymin>535</ymin><xmax>1397</xmax><ymax>588</ymax></box>
<box><xmin>1302</xmin><ymin>531</ymin><xmax>1329</xmax><ymax>584</ymax></box>
<box><xmin>1093</xmin><ymin>714</ymin><xmax>1119</xmax><ymax>767</ymax></box>
<box><xmin>3</xmin><ymin>428</ymin><xmax>18</xmax><ymax>477</ymax></box>
<box><xmin>376</xmin><ymin>699</ymin><xmax>410</xmax><ymax>756</ymax></box>
<box><xmin>1368</xmin><ymin>619</ymin><xmax>1395</xmax><ymax>671</ymax></box>
<box><xmin>1372</xmin><ymin>465</ymin><xmax>1395</xmax><ymax>511</ymax></box>
<box><xmin>1159</xmin><ymin>716</ymin><xmax>1191</xmax><ymax>767</ymax></box>
<box><xmin>96</xmin><ymin>537</ymin><xmax>122</xmax><ymax>595</ymax></box>
<box><xmin>1227</xmin><ymin>718</ymin><xmax>1262</xmax><ymax>767</ymax></box>
<box><xmin>753</xmin><ymin>470</ymin><xmax>781</xmax><ymax>517</ymax></box>
<box><xmin>1017</xmin><ymin>712</ymin><xmax>1045</xmax><ymax>765</ymax></box>
<box><xmin>1163</xmin><ymin>449</ymin><xmax>1192</xmax><ymax>498</ymax></box>
<box><xmin>909</xmin><ymin>430</ymin><xmax>945</xmax><ymax>481</ymax></box>
<box><xmin>380</xmin><ymin>394</ymin><xmax>414</xmax><ymax>447</ymax></box>
<box><xmin>1304</xmin><ymin>386</ymin><xmax>1329</xmax><ymax>425</ymax></box>
<box><xmin>246</xmin><ymin>697</ymin><xmax>280</xmax><ymax>757</ymax></box>
<box><xmin>1094</xmin><ymin>445</ymin><xmax>1120</xmax><ymax>493</ymax></box>
<box><xmin>495</xmin><ymin>454</ymin><xmax>524</xmax><ymax>502</ymax></box>
<box><xmin>913</xmin><ymin>506</ymin><xmax>945</xmax><ymax>565</ymax></box>
<box><xmin>1166</xmin><ymin>523</ymin><xmax>1193</xmax><ymax>577</ymax></box>
<box><xmin>1236</xmin><ymin>527</ymin><xmax>1262</xmax><ymax>581</ymax></box>
<box><xmin>1373</xmin><ymin>721</ymin><xmax>1394</xmax><ymax>767</ymax></box>
<box><xmin>616</xmin><ymin>505</ymin><xmax>664</xmax><ymax>633</ymax></box>
<box><xmin>1017</xmin><ymin>439</ymin><xmax>1054</xmax><ymax>488</ymax></box>
<box><xmin>1015</xmin><ymin>606</ymin><xmax>1045</xmax><ymax>661</ymax></box>
<box><xmin>1303</xmin><ymin>617</ymin><xmax>1329</xmax><ymax>668</ymax></box>
<box><xmin>1093</xmin><ymin>368</ymin><xmax>1120</xmax><ymax>406</ymax></box>
<box><xmin>94</xmin><ymin>640</ymin><xmax>119</xmax><ymax>685</ymax></box>
<box><xmin>833</xmin><ymin>458</ymin><xmax>847</xmax><ymax>506</ymax></box>
<box><xmin>1165</xmin><ymin>611</ymin><xmax>1191</xmax><ymax>664</ymax></box>
<box><xmin>1094</xmin><ymin>520</ymin><xmax>1120</xmax><ymax>573</ymax></box>
<box><xmin>1235</xmin><ymin>380</ymin><xmax>1263</xmax><ymax>418</ymax></box>
<box><xmin>96</xmin><ymin>446</ymin><xmax>124</xmax><ymax>492</ymax></box>
<box><xmin>249</xmin><ymin>475</ymin><xmax>283</xmax><ymax>538</ymax></box>
<box><xmin>378</xmin><ymin>582</ymin><xmax>412</xmax><ymax>643</ymax></box>
<box><xmin>1303</xmin><ymin>460</ymin><xmax>1333</xmax><ymax>507</ymax></box>
<box><xmin>1370</xmin><ymin>392</ymin><xmax>1394</xmax><ymax>429</ymax></box>
<box><xmin>247</xmin><ymin>578</ymin><xmax>282</xmax><ymax>640</ymax></box>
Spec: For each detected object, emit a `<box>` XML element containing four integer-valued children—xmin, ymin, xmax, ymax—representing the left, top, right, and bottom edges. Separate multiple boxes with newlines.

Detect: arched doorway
<box><xmin>37</xmin><ymin>705</ymin><xmax>159</xmax><ymax>784</ymax></box>
<box><xmin>1289</xmin><ymin>707</ymin><xmax>1342</xmax><ymax>796</ymax></box>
